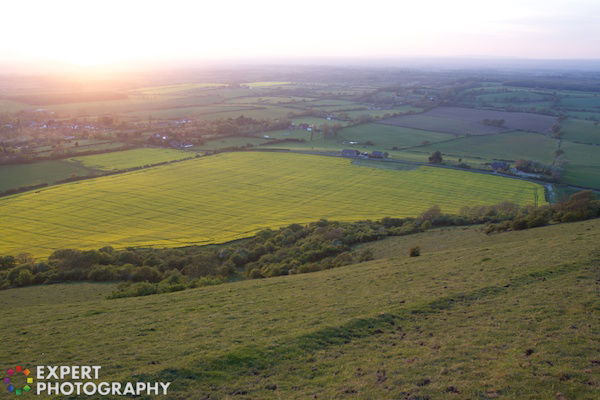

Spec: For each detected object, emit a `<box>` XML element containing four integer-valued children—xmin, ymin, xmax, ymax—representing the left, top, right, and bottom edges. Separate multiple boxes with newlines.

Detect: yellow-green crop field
<box><xmin>0</xmin><ymin>152</ymin><xmax>545</xmax><ymax>257</ymax></box>
<box><xmin>69</xmin><ymin>148</ymin><xmax>195</xmax><ymax>171</ymax></box>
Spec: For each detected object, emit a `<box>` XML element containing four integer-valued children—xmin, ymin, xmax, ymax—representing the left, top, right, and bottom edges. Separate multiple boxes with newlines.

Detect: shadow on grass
<box><xmin>134</xmin><ymin>262</ymin><xmax>583</xmax><ymax>393</ymax></box>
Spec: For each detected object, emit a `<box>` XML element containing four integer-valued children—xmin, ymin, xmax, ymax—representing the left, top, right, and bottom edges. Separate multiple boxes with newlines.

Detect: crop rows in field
<box><xmin>0</xmin><ymin>152</ymin><xmax>545</xmax><ymax>257</ymax></box>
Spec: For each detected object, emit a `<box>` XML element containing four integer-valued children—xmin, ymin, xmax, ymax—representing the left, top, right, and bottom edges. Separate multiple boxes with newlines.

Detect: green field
<box><xmin>416</xmin><ymin>131</ymin><xmax>558</xmax><ymax>164</ymax></box>
<box><xmin>130</xmin><ymin>83</ymin><xmax>227</xmax><ymax>95</ymax></box>
<box><xmin>124</xmin><ymin>104</ymin><xmax>259</xmax><ymax>119</ymax></box>
<box><xmin>34</xmin><ymin>141</ymin><xmax>127</xmax><ymax>157</ymax></box>
<box><xmin>336</xmin><ymin>105</ymin><xmax>423</xmax><ymax>119</ymax></box>
<box><xmin>564</xmin><ymin>110</ymin><xmax>600</xmax><ymax>120</ymax></box>
<box><xmin>228</xmin><ymin>96</ymin><xmax>314</xmax><ymax>105</ymax></box>
<box><xmin>458</xmin><ymin>87</ymin><xmax>554</xmax><ymax>110</ymax></box>
<box><xmin>340</xmin><ymin>123</ymin><xmax>454</xmax><ymax>148</ymax></box>
<box><xmin>0</xmin><ymin>98</ymin><xmax>32</xmax><ymax>112</ymax></box>
<box><xmin>558</xmin><ymin>95</ymin><xmax>600</xmax><ymax>109</ymax></box>
<box><xmin>0</xmin><ymin>160</ymin><xmax>97</xmax><ymax>192</ymax></box>
<box><xmin>260</xmin><ymin>129</ymin><xmax>313</xmax><ymax>140</ymax></box>
<box><xmin>243</xmin><ymin>81</ymin><xmax>291</xmax><ymax>87</ymax></box>
<box><xmin>560</xmin><ymin>118</ymin><xmax>600</xmax><ymax>144</ymax></box>
<box><xmin>1</xmin><ymin>219</ymin><xmax>597</xmax><ymax>399</ymax></box>
<box><xmin>0</xmin><ymin>152</ymin><xmax>545</xmax><ymax>257</ymax></box>
<box><xmin>196</xmin><ymin>105</ymin><xmax>294</xmax><ymax>121</ymax></box>
<box><xmin>193</xmin><ymin>136</ymin><xmax>269</xmax><ymax>150</ymax></box>
<box><xmin>561</xmin><ymin>141</ymin><xmax>600</xmax><ymax>188</ymax></box>
<box><xmin>69</xmin><ymin>148</ymin><xmax>195</xmax><ymax>171</ymax></box>
<box><xmin>292</xmin><ymin>116</ymin><xmax>344</xmax><ymax>126</ymax></box>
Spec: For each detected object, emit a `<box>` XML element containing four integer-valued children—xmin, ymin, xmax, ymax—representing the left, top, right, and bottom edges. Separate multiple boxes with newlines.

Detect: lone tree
<box><xmin>428</xmin><ymin>150</ymin><xmax>443</xmax><ymax>163</ymax></box>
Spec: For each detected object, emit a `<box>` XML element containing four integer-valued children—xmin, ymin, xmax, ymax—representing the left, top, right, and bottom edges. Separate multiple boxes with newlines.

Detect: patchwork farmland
<box><xmin>379</xmin><ymin>106</ymin><xmax>557</xmax><ymax>135</ymax></box>
<box><xmin>0</xmin><ymin>152</ymin><xmax>544</xmax><ymax>257</ymax></box>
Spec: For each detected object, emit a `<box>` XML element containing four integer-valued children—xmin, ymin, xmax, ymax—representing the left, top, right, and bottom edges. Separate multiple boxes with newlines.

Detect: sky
<box><xmin>1</xmin><ymin>0</ymin><xmax>599</xmax><ymax>68</ymax></box>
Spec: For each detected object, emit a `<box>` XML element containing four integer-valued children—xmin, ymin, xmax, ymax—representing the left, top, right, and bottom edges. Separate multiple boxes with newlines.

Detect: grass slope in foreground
<box><xmin>0</xmin><ymin>152</ymin><xmax>545</xmax><ymax>257</ymax></box>
<box><xmin>0</xmin><ymin>220</ymin><xmax>597</xmax><ymax>399</ymax></box>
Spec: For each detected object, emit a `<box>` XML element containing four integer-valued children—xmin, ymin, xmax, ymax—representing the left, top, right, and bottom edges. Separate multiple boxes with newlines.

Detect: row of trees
<box><xmin>1</xmin><ymin>191</ymin><xmax>598</xmax><ymax>296</ymax></box>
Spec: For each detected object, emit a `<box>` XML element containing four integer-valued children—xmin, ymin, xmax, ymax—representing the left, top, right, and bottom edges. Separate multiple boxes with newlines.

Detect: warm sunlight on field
<box><xmin>0</xmin><ymin>152</ymin><xmax>544</xmax><ymax>257</ymax></box>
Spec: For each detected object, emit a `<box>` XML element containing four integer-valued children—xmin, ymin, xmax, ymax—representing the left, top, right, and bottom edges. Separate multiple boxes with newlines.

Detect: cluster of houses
<box><xmin>151</xmin><ymin>133</ymin><xmax>193</xmax><ymax>149</ymax></box>
<box><xmin>341</xmin><ymin>149</ymin><xmax>388</xmax><ymax>159</ymax></box>
<box><xmin>290</xmin><ymin>122</ymin><xmax>314</xmax><ymax>132</ymax></box>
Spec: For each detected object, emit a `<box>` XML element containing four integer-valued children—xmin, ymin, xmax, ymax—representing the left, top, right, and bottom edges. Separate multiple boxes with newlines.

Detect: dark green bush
<box><xmin>409</xmin><ymin>246</ymin><xmax>421</xmax><ymax>257</ymax></box>
<box><xmin>88</xmin><ymin>265</ymin><xmax>119</xmax><ymax>282</ymax></box>
<box><xmin>131</xmin><ymin>266</ymin><xmax>163</xmax><ymax>283</ymax></box>
<box><xmin>14</xmin><ymin>269</ymin><xmax>34</xmax><ymax>287</ymax></box>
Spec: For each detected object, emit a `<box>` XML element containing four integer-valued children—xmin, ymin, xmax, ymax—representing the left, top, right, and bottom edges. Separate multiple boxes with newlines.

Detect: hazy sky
<box><xmin>2</xmin><ymin>0</ymin><xmax>599</xmax><ymax>67</ymax></box>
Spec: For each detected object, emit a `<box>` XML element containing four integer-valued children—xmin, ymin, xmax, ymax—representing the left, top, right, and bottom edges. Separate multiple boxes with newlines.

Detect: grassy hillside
<box><xmin>1</xmin><ymin>220</ymin><xmax>597</xmax><ymax>399</ymax></box>
<box><xmin>0</xmin><ymin>152</ymin><xmax>545</xmax><ymax>257</ymax></box>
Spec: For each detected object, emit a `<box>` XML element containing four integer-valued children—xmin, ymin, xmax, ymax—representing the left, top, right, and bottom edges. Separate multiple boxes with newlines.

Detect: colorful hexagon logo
<box><xmin>3</xmin><ymin>366</ymin><xmax>33</xmax><ymax>395</ymax></box>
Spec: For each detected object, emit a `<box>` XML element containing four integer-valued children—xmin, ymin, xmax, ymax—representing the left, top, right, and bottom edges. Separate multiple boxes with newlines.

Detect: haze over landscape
<box><xmin>2</xmin><ymin>0</ymin><xmax>600</xmax><ymax>70</ymax></box>
<box><xmin>0</xmin><ymin>1</ymin><xmax>599</xmax><ymax>399</ymax></box>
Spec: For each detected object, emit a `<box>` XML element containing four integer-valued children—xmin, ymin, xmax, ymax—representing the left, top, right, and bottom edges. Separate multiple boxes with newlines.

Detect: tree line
<box><xmin>0</xmin><ymin>191</ymin><xmax>598</xmax><ymax>297</ymax></box>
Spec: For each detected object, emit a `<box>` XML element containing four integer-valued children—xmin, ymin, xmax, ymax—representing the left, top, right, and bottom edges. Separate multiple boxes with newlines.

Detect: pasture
<box><xmin>457</xmin><ymin>87</ymin><xmax>554</xmax><ymax>110</ymax></box>
<box><xmin>415</xmin><ymin>131</ymin><xmax>558</xmax><ymax>165</ymax></box>
<box><xmin>292</xmin><ymin>116</ymin><xmax>343</xmax><ymax>126</ymax></box>
<box><xmin>193</xmin><ymin>136</ymin><xmax>269</xmax><ymax>150</ymax></box>
<box><xmin>259</xmin><ymin>129</ymin><xmax>312</xmax><ymax>140</ymax></box>
<box><xmin>33</xmin><ymin>141</ymin><xmax>127</xmax><ymax>157</ymax></box>
<box><xmin>228</xmin><ymin>96</ymin><xmax>314</xmax><ymax>105</ymax></box>
<box><xmin>0</xmin><ymin>152</ymin><xmax>545</xmax><ymax>257</ymax></box>
<box><xmin>336</xmin><ymin>105</ymin><xmax>422</xmax><ymax>119</ymax></box>
<box><xmin>340</xmin><ymin>123</ymin><xmax>454</xmax><ymax>148</ymax></box>
<box><xmin>69</xmin><ymin>148</ymin><xmax>194</xmax><ymax>171</ymax></box>
<box><xmin>0</xmin><ymin>160</ymin><xmax>97</xmax><ymax>192</ymax></box>
<box><xmin>124</xmin><ymin>104</ymin><xmax>259</xmax><ymax>119</ymax></box>
<box><xmin>196</xmin><ymin>105</ymin><xmax>295</xmax><ymax>121</ymax></box>
<box><xmin>560</xmin><ymin>141</ymin><xmax>600</xmax><ymax>188</ymax></box>
<box><xmin>558</xmin><ymin>95</ymin><xmax>600</xmax><ymax>110</ymax></box>
<box><xmin>243</xmin><ymin>81</ymin><xmax>291</xmax><ymax>87</ymax></box>
<box><xmin>560</xmin><ymin>118</ymin><xmax>600</xmax><ymax>144</ymax></box>
<box><xmin>0</xmin><ymin>98</ymin><xmax>32</xmax><ymax>112</ymax></box>
<box><xmin>380</xmin><ymin>107</ymin><xmax>557</xmax><ymax>135</ymax></box>
<box><xmin>130</xmin><ymin>83</ymin><xmax>227</xmax><ymax>95</ymax></box>
<box><xmin>1</xmin><ymin>219</ymin><xmax>597</xmax><ymax>398</ymax></box>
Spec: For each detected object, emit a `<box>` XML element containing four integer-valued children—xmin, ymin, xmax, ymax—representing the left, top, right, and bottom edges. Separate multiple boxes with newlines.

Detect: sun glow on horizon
<box><xmin>1</xmin><ymin>0</ymin><xmax>599</xmax><ymax>69</ymax></box>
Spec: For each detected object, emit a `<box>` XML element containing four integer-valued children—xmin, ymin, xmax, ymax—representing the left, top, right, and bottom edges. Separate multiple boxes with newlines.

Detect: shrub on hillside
<box><xmin>131</xmin><ymin>266</ymin><xmax>163</xmax><ymax>283</ymax></box>
<box><xmin>409</xmin><ymin>246</ymin><xmax>421</xmax><ymax>257</ymax></box>
<box><xmin>108</xmin><ymin>282</ymin><xmax>158</xmax><ymax>299</ymax></box>
<box><xmin>15</xmin><ymin>269</ymin><xmax>34</xmax><ymax>287</ymax></box>
<box><xmin>88</xmin><ymin>265</ymin><xmax>118</xmax><ymax>282</ymax></box>
<box><xmin>0</xmin><ymin>256</ymin><xmax>16</xmax><ymax>271</ymax></box>
<box><xmin>356</xmin><ymin>248</ymin><xmax>374</xmax><ymax>262</ymax></box>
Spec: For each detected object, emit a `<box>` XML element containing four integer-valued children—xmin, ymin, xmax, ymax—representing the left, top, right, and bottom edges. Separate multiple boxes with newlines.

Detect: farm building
<box><xmin>490</xmin><ymin>161</ymin><xmax>510</xmax><ymax>170</ymax></box>
<box><xmin>341</xmin><ymin>149</ymin><xmax>360</xmax><ymax>157</ymax></box>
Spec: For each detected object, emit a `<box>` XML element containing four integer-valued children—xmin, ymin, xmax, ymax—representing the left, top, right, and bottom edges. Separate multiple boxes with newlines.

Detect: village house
<box><xmin>341</xmin><ymin>149</ymin><xmax>360</xmax><ymax>157</ymax></box>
